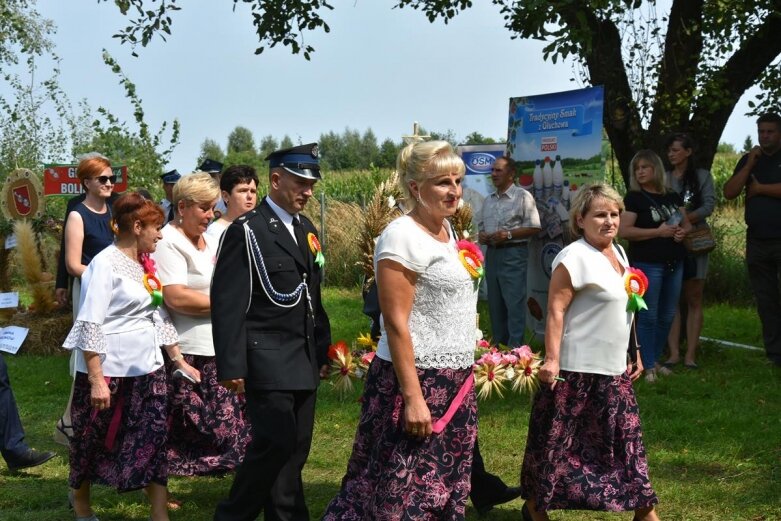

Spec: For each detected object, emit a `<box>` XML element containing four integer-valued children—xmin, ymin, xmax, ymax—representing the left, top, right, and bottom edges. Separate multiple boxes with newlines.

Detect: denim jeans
<box><xmin>633</xmin><ymin>260</ymin><xmax>684</xmax><ymax>370</ymax></box>
<box><xmin>485</xmin><ymin>244</ymin><xmax>529</xmax><ymax>347</ymax></box>
<box><xmin>0</xmin><ymin>354</ymin><xmax>29</xmax><ymax>464</ymax></box>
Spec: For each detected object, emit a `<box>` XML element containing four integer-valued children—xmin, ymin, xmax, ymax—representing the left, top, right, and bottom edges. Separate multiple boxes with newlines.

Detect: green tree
<box><xmin>0</xmin><ymin>0</ymin><xmax>55</xmax><ymax>68</ymax></box>
<box><xmin>743</xmin><ymin>135</ymin><xmax>754</xmax><ymax>153</ymax></box>
<box><xmin>716</xmin><ymin>142</ymin><xmax>737</xmax><ymax>154</ymax></box>
<box><xmin>395</xmin><ymin>0</ymin><xmax>781</xmax><ymax>185</ymax></box>
<box><xmin>75</xmin><ymin>51</ymin><xmax>180</xmax><ymax>199</ymax></box>
<box><xmin>462</xmin><ymin>131</ymin><xmax>498</xmax><ymax>145</ymax></box>
<box><xmin>258</xmin><ymin>134</ymin><xmax>278</xmax><ymax>159</ymax></box>
<box><xmin>279</xmin><ymin>135</ymin><xmax>294</xmax><ymax>149</ymax></box>
<box><xmin>197</xmin><ymin>138</ymin><xmax>225</xmax><ymax>167</ymax></box>
<box><xmin>227</xmin><ymin>126</ymin><xmax>256</xmax><ymax>155</ymax></box>
<box><xmin>377</xmin><ymin>138</ymin><xmax>400</xmax><ymax>169</ymax></box>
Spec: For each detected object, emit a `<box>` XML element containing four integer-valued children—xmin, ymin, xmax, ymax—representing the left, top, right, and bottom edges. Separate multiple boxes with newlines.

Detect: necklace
<box><xmin>409</xmin><ymin>211</ymin><xmax>448</xmax><ymax>242</ymax></box>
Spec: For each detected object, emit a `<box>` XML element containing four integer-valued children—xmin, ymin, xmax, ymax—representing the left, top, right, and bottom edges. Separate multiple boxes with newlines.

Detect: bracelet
<box><xmin>169</xmin><ymin>353</ymin><xmax>184</xmax><ymax>363</ymax></box>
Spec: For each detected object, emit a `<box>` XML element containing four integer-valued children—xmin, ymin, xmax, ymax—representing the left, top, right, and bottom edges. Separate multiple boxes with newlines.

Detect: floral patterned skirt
<box><xmin>322</xmin><ymin>357</ymin><xmax>477</xmax><ymax>521</ymax></box>
<box><xmin>520</xmin><ymin>370</ymin><xmax>658</xmax><ymax>512</ymax></box>
<box><xmin>165</xmin><ymin>354</ymin><xmax>251</xmax><ymax>476</ymax></box>
<box><xmin>69</xmin><ymin>367</ymin><xmax>168</xmax><ymax>492</ymax></box>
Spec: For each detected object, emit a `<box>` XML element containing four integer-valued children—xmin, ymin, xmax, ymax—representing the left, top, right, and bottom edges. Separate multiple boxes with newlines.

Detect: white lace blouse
<box><xmin>375</xmin><ymin>216</ymin><xmax>478</xmax><ymax>369</ymax></box>
<box><xmin>62</xmin><ymin>245</ymin><xmax>179</xmax><ymax>377</ymax></box>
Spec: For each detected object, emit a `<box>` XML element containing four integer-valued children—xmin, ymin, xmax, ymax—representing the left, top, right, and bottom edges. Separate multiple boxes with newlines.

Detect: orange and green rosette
<box><xmin>307</xmin><ymin>232</ymin><xmax>325</xmax><ymax>268</ymax></box>
<box><xmin>456</xmin><ymin>239</ymin><xmax>484</xmax><ymax>282</ymax></box>
<box><xmin>624</xmin><ymin>267</ymin><xmax>648</xmax><ymax>312</ymax></box>
<box><xmin>143</xmin><ymin>273</ymin><xmax>164</xmax><ymax>307</ymax></box>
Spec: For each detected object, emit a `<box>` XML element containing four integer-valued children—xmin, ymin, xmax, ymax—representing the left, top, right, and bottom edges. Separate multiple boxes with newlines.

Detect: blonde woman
<box><xmin>154</xmin><ymin>172</ymin><xmax>251</xmax><ymax>477</ymax></box>
<box><xmin>323</xmin><ymin>141</ymin><xmax>478</xmax><ymax>520</ymax></box>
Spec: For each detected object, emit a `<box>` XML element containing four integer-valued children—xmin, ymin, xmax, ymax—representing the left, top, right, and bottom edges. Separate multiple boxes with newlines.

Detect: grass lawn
<box><xmin>1</xmin><ymin>287</ymin><xmax>779</xmax><ymax>520</ymax></box>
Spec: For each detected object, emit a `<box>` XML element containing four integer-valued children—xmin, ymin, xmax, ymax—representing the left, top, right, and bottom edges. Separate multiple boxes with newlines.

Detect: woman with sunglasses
<box><xmin>55</xmin><ymin>156</ymin><xmax>118</xmax><ymax>445</ymax></box>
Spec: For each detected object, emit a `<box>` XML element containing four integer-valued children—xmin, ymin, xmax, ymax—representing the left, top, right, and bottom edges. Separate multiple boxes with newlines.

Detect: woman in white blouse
<box><xmin>520</xmin><ymin>184</ymin><xmax>659</xmax><ymax>521</ymax></box>
<box><xmin>63</xmin><ymin>193</ymin><xmax>199</xmax><ymax>521</ymax></box>
<box><xmin>323</xmin><ymin>141</ymin><xmax>478</xmax><ymax>520</ymax></box>
<box><xmin>154</xmin><ymin>173</ymin><xmax>251</xmax><ymax>477</ymax></box>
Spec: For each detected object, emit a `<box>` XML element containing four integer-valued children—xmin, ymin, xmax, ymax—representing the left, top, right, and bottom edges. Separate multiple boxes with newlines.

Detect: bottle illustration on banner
<box><xmin>542</xmin><ymin>156</ymin><xmax>553</xmax><ymax>198</ymax></box>
<box><xmin>533</xmin><ymin>159</ymin><xmax>543</xmax><ymax>199</ymax></box>
<box><xmin>552</xmin><ymin>154</ymin><xmax>563</xmax><ymax>197</ymax></box>
<box><xmin>561</xmin><ymin>179</ymin><xmax>570</xmax><ymax>210</ymax></box>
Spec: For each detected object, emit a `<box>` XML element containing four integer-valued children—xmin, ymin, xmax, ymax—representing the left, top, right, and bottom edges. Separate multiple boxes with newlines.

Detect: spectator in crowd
<box><xmin>63</xmin><ymin>192</ymin><xmax>198</xmax><ymax>521</ymax></box>
<box><xmin>54</xmin><ymin>155</ymin><xmax>117</xmax><ymax>446</ymax></box>
<box><xmin>159</xmin><ymin>169</ymin><xmax>181</xmax><ymax>225</ymax></box>
<box><xmin>211</xmin><ymin>143</ymin><xmax>331</xmax><ymax>521</ymax></box>
<box><xmin>1</xmin><ymin>353</ymin><xmax>56</xmax><ymax>472</ymax></box>
<box><xmin>619</xmin><ymin>150</ymin><xmax>690</xmax><ymax>383</ymax></box>
<box><xmin>521</xmin><ymin>183</ymin><xmax>658</xmax><ymax>521</ymax></box>
<box><xmin>198</xmin><ymin>159</ymin><xmax>226</xmax><ymax>217</ymax></box>
<box><xmin>478</xmin><ymin>156</ymin><xmax>541</xmax><ymax>347</ymax></box>
<box><xmin>723</xmin><ymin>112</ymin><xmax>781</xmax><ymax>367</ymax></box>
<box><xmin>153</xmin><ymin>172</ymin><xmax>251</xmax><ymax>479</ymax></box>
<box><xmin>663</xmin><ymin>134</ymin><xmax>716</xmax><ymax>370</ymax></box>
<box><xmin>205</xmin><ymin>164</ymin><xmax>259</xmax><ymax>242</ymax></box>
<box><xmin>322</xmin><ymin>141</ymin><xmax>478</xmax><ymax>520</ymax></box>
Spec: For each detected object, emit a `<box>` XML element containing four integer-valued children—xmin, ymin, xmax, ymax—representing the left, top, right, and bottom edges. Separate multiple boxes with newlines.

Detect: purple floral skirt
<box><xmin>520</xmin><ymin>370</ymin><xmax>658</xmax><ymax>512</ymax></box>
<box><xmin>165</xmin><ymin>354</ymin><xmax>251</xmax><ymax>476</ymax></box>
<box><xmin>69</xmin><ymin>367</ymin><xmax>168</xmax><ymax>492</ymax></box>
<box><xmin>322</xmin><ymin>357</ymin><xmax>477</xmax><ymax>521</ymax></box>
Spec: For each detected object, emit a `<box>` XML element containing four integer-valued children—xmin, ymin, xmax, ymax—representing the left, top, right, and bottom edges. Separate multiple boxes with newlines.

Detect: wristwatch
<box><xmin>506</xmin><ymin>230</ymin><xmax>512</xmax><ymax>240</ymax></box>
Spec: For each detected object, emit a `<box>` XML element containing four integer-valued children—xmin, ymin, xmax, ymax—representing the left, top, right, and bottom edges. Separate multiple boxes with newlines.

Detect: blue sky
<box><xmin>8</xmin><ymin>1</ymin><xmax>760</xmax><ymax>172</ymax></box>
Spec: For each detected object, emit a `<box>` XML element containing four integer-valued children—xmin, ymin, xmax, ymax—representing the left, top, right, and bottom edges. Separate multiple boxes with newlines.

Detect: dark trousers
<box><xmin>0</xmin><ymin>354</ymin><xmax>28</xmax><ymax>465</ymax></box>
<box><xmin>469</xmin><ymin>438</ymin><xmax>510</xmax><ymax>504</ymax></box>
<box><xmin>214</xmin><ymin>389</ymin><xmax>316</xmax><ymax>521</ymax></box>
<box><xmin>747</xmin><ymin>237</ymin><xmax>781</xmax><ymax>362</ymax></box>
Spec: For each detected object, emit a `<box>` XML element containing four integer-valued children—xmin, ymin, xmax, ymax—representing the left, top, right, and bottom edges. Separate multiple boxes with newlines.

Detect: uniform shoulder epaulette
<box><xmin>237</xmin><ymin>209</ymin><xmax>258</xmax><ymax>223</ymax></box>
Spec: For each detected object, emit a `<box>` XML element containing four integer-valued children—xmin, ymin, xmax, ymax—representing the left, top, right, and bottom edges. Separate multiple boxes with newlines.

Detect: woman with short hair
<box><xmin>64</xmin><ymin>192</ymin><xmax>196</xmax><ymax>521</ymax></box>
<box><xmin>521</xmin><ymin>183</ymin><xmax>659</xmax><ymax>521</ymax></box>
<box><xmin>154</xmin><ymin>172</ymin><xmax>251</xmax><ymax>477</ymax></box>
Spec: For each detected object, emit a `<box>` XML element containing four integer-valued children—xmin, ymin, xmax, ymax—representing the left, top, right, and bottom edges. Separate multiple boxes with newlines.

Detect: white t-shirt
<box><xmin>554</xmin><ymin>238</ymin><xmax>632</xmax><ymax>376</ymax></box>
<box><xmin>374</xmin><ymin>215</ymin><xmax>478</xmax><ymax>370</ymax></box>
<box><xmin>204</xmin><ymin>219</ymin><xmax>230</xmax><ymax>243</ymax></box>
<box><xmin>153</xmin><ymin>224</ymin><xmax>218</xmax><ymax>356</ymax></box>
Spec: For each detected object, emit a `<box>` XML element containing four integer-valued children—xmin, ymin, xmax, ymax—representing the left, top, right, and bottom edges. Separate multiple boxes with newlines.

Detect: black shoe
<box><xmin>7</xmin><ymin>449</ymin><xmax>56</xmax><ymax>472</ymax></box>
<box><xmin>473</xmin><ymin>486</ymin><xmax>523</xmax><ymax>516</ymax></box>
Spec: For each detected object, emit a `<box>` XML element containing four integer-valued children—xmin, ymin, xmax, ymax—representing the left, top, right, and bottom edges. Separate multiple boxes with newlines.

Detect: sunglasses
<box><xmin>92</xmin><ymin>175</ymin><xmax>116</xmax><ymax>185</ymax></box>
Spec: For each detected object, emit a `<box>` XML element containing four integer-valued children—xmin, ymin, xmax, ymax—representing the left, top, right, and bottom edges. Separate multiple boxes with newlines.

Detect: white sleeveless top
<box><xmin>375</xmin><ymin>215</ymin><xmax>478</xmax><ymax>369</ymax></box>
<box><xmin>554</xmin><ymin>239</ymin><xmax>633</xmax><ymax>376</ymax></box>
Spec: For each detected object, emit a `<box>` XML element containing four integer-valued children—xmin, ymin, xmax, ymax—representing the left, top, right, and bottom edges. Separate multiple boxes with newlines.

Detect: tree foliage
<box><xmin>101</xmin><ymin>0</ymin><xmax>333</xmax><ymax>60</ymax></box>
<box><xmin>396</xmin><ymin>0</ymin><xmax>781</xmax><ymax>184</ymax></box>
<box><xmin>0</xmin><ymin>0</ymin><xmax>55</xmax><ymax>67</ymax></box>
<box><xmin>227</xmin><ymin>126</ymin><xmax>256</xmax><ymax>155</ymax></box>
<box><xmin>197</xmin><ymin>138</ymin><xmax>225</xmax><ymax>167</ymax></box>
<box><xmin>74</xmin><ymin>51</ymin><xmax>181</xmax><ymax>199</ymax></box>
<box><xmin>103</xmin><ymin>1</ymin><xmax>781</xmax><ymax>185</ymax></box>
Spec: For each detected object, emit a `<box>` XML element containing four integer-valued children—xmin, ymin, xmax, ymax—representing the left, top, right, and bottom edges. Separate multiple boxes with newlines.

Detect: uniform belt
<box><xmin>489</xmin><ymin>242</ymin><xmax>527</xmax><ymax>249</ymax></box>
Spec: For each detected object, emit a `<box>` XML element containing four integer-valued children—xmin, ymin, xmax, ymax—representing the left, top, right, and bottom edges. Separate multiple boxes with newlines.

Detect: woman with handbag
<box><xmin>619</xmin><ymin>150</ymin><xmax>691</xmax><ymax>383</ymax></box>
<box><xmin>663</xmin><ymin>134</ymin><xmax>716</xmax><ymax>370</ymax></box>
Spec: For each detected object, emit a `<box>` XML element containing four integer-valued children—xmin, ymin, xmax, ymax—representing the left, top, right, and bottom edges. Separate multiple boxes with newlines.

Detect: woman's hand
<box><xmin>627</xmin><ymin>356</ymin><xmax>644</xmax><ymax>382</ymax></box>
<box><xmin>174</xmin><ymin>359</ymin><xmax>201</xmax><ymax>383</ymax></box>
<box><xmin>657</xmin><ymin>222</ymin><xmax>677</xmax><ymax>238</ymax></box>
<box><xmin>539</xmin><ymin>359</ymin><xmax>561</xmax><ymax>389</ymax></box>
<box><xmin>90</xmin><ymin>377</ymin><xmax>111</xmax><ymax>410</ymax></box>
<box><xmin>672</xmin><ymin>226</ymin><xmax>686</xmax><ymax>242</ymax></box>
<box><xmin>404</xmin><ymin>395</ymin><xmax>432</xmax><ymax>438</ymax></box>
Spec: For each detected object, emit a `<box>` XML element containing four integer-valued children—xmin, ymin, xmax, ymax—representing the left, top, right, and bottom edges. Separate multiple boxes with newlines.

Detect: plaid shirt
<box><xmin>478</xmin><ymin>184</ymin><xmax>540</xmax><ymax>242</ymax></box>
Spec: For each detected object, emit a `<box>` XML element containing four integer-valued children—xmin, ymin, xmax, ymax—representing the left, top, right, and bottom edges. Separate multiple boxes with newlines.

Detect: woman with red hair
<box><xmin>63</xmin><ymin>192</ymin><xmax>199</xmax><ymax>521</ymax></box>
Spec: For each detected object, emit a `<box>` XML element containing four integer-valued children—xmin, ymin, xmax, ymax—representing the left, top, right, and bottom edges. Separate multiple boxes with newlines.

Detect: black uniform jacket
<box><xmin>211</xmin><ymin>197</ymin><xmax>331</xmax><ymax>391</ymax></box>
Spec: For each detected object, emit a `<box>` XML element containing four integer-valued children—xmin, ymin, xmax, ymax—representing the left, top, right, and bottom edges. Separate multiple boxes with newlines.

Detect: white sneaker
<box><xmin>644</xmin><ymin>370</ymin><xmax>657</xmax><ymax>383</ymax></box>
<box><xmin>655</xmin><ymin>364</ymin><xmax>673</xmax><ymax>376</ymax></box>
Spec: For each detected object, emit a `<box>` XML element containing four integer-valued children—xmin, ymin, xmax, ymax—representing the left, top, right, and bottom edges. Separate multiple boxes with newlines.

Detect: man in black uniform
<box><xmin>212</xmin><ymin>143</ymin><xmax>331</xmax><ymax>521</ymax></box>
